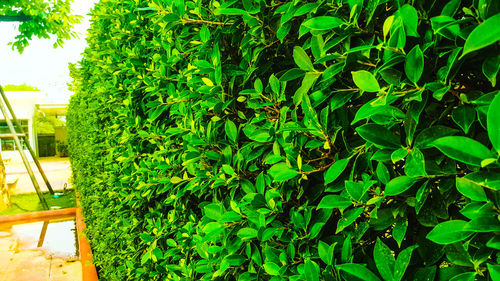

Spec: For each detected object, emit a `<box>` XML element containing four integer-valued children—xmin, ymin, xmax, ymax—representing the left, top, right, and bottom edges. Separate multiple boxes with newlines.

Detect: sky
<box><xmin>0</xmin><ymin>0</ymin><xmax>100</xmax><ymax>103</ymax></box>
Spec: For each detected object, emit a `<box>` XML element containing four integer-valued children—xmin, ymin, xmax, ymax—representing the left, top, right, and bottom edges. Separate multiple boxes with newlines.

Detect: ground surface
<box><xmin>0</xmin><ymin>157</ymin><xmax>81</xmax><ymax>281</ymax></box>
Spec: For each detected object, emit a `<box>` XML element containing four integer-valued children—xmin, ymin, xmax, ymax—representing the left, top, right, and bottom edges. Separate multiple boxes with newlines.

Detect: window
<box><xmin>0</xmin><ymin>120</ymin><xmax>29</xmax><ymax>151</ymax></box>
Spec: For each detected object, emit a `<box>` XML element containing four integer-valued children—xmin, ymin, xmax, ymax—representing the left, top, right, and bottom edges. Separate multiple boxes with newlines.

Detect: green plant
<box><xmin>68</xmin><ymin>0</ymin><xmax>500</xmax><ymax>280</ymax></box>
<box><xmin>0</xmin><ymin>0</ymin><xmax>81</xmax><ymax>53</ymax></box>
<box><xmin>57</xmin><ymin>141</ymin><xmax>68</xmax><ymax>157</ymax></box>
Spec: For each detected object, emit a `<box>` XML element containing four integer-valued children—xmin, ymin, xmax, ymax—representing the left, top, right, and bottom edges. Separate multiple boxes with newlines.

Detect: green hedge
<box><xmin>68</xmin><ymin>0</ymin><xmax>500</xmax><ymax>280</ymax></box>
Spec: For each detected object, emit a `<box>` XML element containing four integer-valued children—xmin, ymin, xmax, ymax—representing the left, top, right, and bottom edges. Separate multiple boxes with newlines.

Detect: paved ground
<box><xmin>5</xmin><ymin>157</ymin><xmax>71</xmax><ymax>194</ymax></box>
<box><xmin>0</xmin><ymin>157</ymin><xmax>81</xmax><ymax>281</ymax></box>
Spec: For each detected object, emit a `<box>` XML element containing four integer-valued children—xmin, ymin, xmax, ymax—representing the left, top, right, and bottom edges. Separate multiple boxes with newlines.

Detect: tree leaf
<box><xmin>293</xmin><ymin>46</ymin><xmax>315</xmax><ymax>71</ymax></box>
<box><xmin>352</xmin><ymin>70</ymin><xmax>380</xmax><ymax>92</ymax></box>
<box><xmin>426</xmin><ymin>220</ymin><xmax>474</xmax><ymax>244</ymax></box>
<box><xmin>304</xmin><ymin>259</ymin><xmax>319</xmax><ymax>281</ymax></box>
<box><xmin>487</xmin><ymin>264</ymin><xmax>500</xmax><ymax>281</ymax></box>
<box><xmin>462</xmin><ymin>13</ymin><xmax>500</xmax><ymax>57</ymax></box>
<box><xmin>449</xmin><ymin>272</ymin><xmax>476</xmax><ymax>281</ymax></box>
<box><xmin>405</xmin><ymin>45</ymin><xmax>424</xmax><ymax>84</ymax></box>
<box><xmin>465</xmin><ymin>216</ymin><xmax>500</xmax><ymax>232</ymax></box>
<box><xmin>268</xmin><ymin>162</ymin><xmax>298</xmax><ymax>181</ymax></box>
<box><xmin>452</xmin><ymin>105</ymin><xmax>476</xmax><ymax>134</ymax></box>
<box><xmin>482</xmin><ymin>55</ymin><xmax>500</xmax><ymax>87</ymax></box>
<box><xmin>263</xmin><ymin>262</ymin><xmax>280</xmax><ymax>275</ymax></box>
<box><xmin>225</xmin><ymin>119</ymin><xmax>237</xmax><ymax>143</ymax></box>
<box><xmin>431</xmin><ymin>136</ymin><xmax>494</xmax><ymax>166</ymax></box>
<box><xmin>374</xmin><ymin>238</ymin><xmax>395</xmax><ymax>281</ymax></box>
<box><xmin>393</xmin><ymin>217</ymin><xmax>407</xmax><ymax>248</ymax></box>
<box><xmin>336</xmin><ymin>263</ymin><xmax>382</xmax><ymax>281</ymax></box>
<box><xmin>414</xmin><ymin>125</ymin><xmax>459</xmax><ymax>148</ymax></box>
<box><xmin>393</xmin><ymin>245</ymin><xmax>418</xmax><ymax>281</ymax></box>
<box><xmin>302</xmin><ymin>16</ymin><xmax>344</xmax><ymax>30</ymax></box>
<box><xmin>317</xmin><ymin>195</ymin><xmax>352</xmax><ymax>210</ymax></box>
<box><xmin>356</xmin><ymin>124</ymin><xmax>401</xmax><ymax>149</ymax></box>
<box><xmin>399</xmin><ymin>4</ymin><xmax>419</xmax><ymax>37</ymax></box>
<box><xmin>456</xmin><ymin>177</ymin><xmax>488</xmax><ymax>201</ymax></box>
<box><xmin>487</xmin><ymin>92</ymin><xmax>500</xmax><ymax>154</ymax></box>
<box><xmin>385</xmin><ymin>176</ymin><xmax>420</xmax><ymax>196</ymax></box>
<box><xmin>404</xmin><ymin>148</ymin><xmax>426</xmax><ymax>177</ymax></box>
<box><xmin>336</xmin><ymin>207</ymin><xmax>363</xmax><ymax>233</ymax></box>
<box><xmin>324</xmin><ymin>158</ymin><xmax>349</xmax><ymax>184</ymax></box>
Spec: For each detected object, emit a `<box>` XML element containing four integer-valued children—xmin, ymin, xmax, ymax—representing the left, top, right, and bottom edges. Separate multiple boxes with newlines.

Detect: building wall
<box><xmin>0</xmin><ymin>91</ymin><xmax>46</xmax><ymax>163</ymax></box>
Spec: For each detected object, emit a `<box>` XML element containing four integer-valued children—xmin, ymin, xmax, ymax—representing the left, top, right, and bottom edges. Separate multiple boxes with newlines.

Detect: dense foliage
<box><xmin>68</xmin><ymin>0</ymin><xmax>500</xmax><ymax>280</ymax></box>
<box><xmin>0</xmin><ymin>0</ymin><xmax>81</xmax><ymax>52</ymax></box>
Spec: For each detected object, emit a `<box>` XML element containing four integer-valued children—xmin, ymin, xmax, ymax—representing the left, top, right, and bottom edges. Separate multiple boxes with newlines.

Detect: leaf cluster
<box><xmin>68</xmin><ymin>0</ymin><xmax>500</xmax><ymax>280</ymax></box>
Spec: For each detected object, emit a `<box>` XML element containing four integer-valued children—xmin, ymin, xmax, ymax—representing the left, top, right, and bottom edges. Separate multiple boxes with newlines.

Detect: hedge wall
<box><xmin>68</xmin><ymin>0</ymin><xmax>500</xmax><ymax>280</ymax></box>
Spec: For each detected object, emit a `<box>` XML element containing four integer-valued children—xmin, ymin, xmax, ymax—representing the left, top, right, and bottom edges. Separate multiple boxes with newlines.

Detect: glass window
<box><xmin>0</xmin><ymin>119</ymin><xmax>29</xmax><ymax>151</ymax></box>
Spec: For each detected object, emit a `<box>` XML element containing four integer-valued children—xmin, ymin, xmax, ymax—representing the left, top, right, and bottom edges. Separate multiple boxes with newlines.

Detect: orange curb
<box><xmin>76</xmin><ymin>204</ymin><xmax>99</xmax><ymax>281</ymax></box>
<box><xmin>0</xmin><ymin>207</ymin><xmax>77</xmax><ymax>224</ymax></box>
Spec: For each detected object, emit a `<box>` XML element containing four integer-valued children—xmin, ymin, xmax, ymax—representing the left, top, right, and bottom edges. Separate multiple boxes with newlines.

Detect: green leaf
<box><xmin>204</xmin><ymin>203</ymin><xmax>222</xmax><ymax>220</ymax></box>
<box><xmin>431</xmin><ymin>136</ymin><xmax>494</xmax><ymax>166</ymax></box>
<box><xmin>302</xmin><ymin>16</ymin><xmax>344</xmax><ymax>30</ymax></box>
<box><xmin>345</xmin><ymin>181</ymin><xmax>369</xmax><ymax>202</ymax></box>
<box><xmin>487</xmin><ymin>92</ymin><xmax>500</xmax><ymax>154</ymax></box>
<box><xmin>336</xmin><ymin>207</ymin><xmax>363</xmax><ymax>233</ymax></box>
<box><xmin>140</xmin><ymin>233</ymin><xmax>154</xmax><ymax>243</ymax></box>
<box><xmin>336</xmin><ymin>263</ymin><xmax>382</xmax><ymax>281</ymax></box>
<box><xmin>374</xmin><ymin>238</ymin><xmax>395</xmax><ymax>281</ymax></box>
<box><xmin>449</xmin><ymin>272</ymin><xmax>475</xmax><ymax>281</ymax></box>
<box><xmin>304</xmin><ymin>259</ymin><xmax>319</xmax><ymax>281</ymax></box>
<box><xmin>394</xmin><ymin>245</ymin><xmax>418</xmax><ymax>281</ymax></box>
<box><xmin>263</xmin><ymin>262</ymin><xmax>280</xmax><ymax>275</ymax></box>
<box><xmin>324</xmin><ymin>158</ymin><xmax>349</xmax><ymax>184</ymax></box>
<box><xmin>269</xmin><ymin>162</ymin><xmax>298</xmax><ymax>181</ymax></box>
<box><xmin>393</xmin><ymin>217</ymin><xmax>407</xmax><ymax>248</ymax></box>
<box><xmin>487</xmin><ymin>264</ymin><xmax>500</xmax><ymax>281</ymax></box>
<box><xmin>385</xmin><ymin>176</ymin><xmax>420</xmax><ymax>196</ymax></box>
<box><xmin>225</xmin><ymin>120</ymin><xmax>237</xmax><ymax>143</ymax></box>
<box><xmin>269</xmin><ymin>74</ymin><xmax>280</xmax><ymax>94</ymax></box>
<box><xmin>356</xmin><ymin>124</ymin><xmax>401</xmax><ymax>149</ymax></box>
<box><xmin>452</xmin><ymin>105</ymin><xmax>476</xmax><ymax>134</ymax></box>
<box><xmin>352</xmin><ymin>70</ymin><xmax>380</xmax><ymax>92</ymax></box>
<box><xmin>462</xmin><ymin>13</ymin><xmax>500</xmax><ymax>57</ymax></box>
<box><xmin>456</xmin><ymin>177</ymin><xmax>488</xmax><ymax>201</ymax></box>
<box><xmin>465</xmin><ymin>216</ymin><xmax>500</xmax><ymax>232</ymax></box>
<box><xmin>426</xmin><ymin>220</ymin><xmax>474</xmax><ymax>244</ymax></box>
<box><xmin>413</xmin><ymin>266</ymin><xmax>437</xmax><ymax>281</ymax></box>
<box><xmin>376</xmin><ymin>163</ymin><xmax>390</xmax><ymax>184</ymax></box>
<box><xmin>405</xmin><ymin>45</ymin><xmax>424</xmax><ymax>84</ymax></box>
<box><xmin>404</xmin><ymin>148</ymin><xmax>426</xmax><ymax>177</ymax></box>
<box><xmin>317</xmin><ymin>195</ymin><xmax>352</xmax><ymax>210</ymax></box>
<box><xmin>399</xmin><ymin>4</ymin><xmax>419</xmax><ymax>37</ymax></box>
<box><xmin>414</xmin><ymin>126</ymin><xmax>459</xmax><ymax>148</ymax></box>
<box><xmin>482</xmin><ymin>55</ymin><xmax>500</xmax><ymax>87</ymax></box>
<box><xmin>237</xmin><ymin>228</ymin><xmax>258</xmax><ymax>239</ymax></box>
<box><xmin>216</xmin><ymin>8</ymin><xmax>248</xmax><ymax>15</ymax></box>
<box><xmin>293</xmin><ymin>46</ymin><xmax>315</xmax><ymax>71</ymax></box>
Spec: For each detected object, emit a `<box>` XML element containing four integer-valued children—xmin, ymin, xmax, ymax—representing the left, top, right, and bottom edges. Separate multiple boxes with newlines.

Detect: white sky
<box><xmin>0</xmin><ymin>0</ymin><xmax>100</xmax><ymax>103</ymax></box>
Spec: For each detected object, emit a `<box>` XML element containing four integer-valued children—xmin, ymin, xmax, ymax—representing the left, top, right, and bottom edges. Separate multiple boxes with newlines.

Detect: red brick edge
<box><xmin>75</xmin><ymin>202</ymin><xmax>99</xmax><ymax>281</ymax></box>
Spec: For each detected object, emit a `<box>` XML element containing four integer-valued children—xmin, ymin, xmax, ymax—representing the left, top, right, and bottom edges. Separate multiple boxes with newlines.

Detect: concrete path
<box><xmin>5</xmin><ymin>157</ymin><xmax>71</xmax><ymax>194</ymax></box>
<box><xmin>0</xmin><ymin>231</ymin><xmax>81</xmax><ymax>281</ymax></box>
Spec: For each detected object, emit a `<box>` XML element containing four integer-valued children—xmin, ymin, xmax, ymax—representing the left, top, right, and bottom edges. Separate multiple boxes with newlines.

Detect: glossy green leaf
<box><xmin>374</xmin><ymin>238</ymin><xmax>395</xmax><ymax>281</ymax></box>
<box><xmin>452</xmin><ymin>105</ymin><xmax>476</xmax><ymax>134</ymax></box>
<box><xmin>336</xmin><ymin>263</ymin><xmax>382</xmax><ymax>281</ymax></box>
<box><xmin>302</xmin><ymin>16</ymin><xmax>345</xmax><ymax>30</ymax></box>
<box><xmin>487</xmin><ymin>264</ymin><xmax>500</xmax><ymax>280</ymax></box>
<box><xmin>352</xmin><ymin>70</ymin><xmax>380</xmax><ymax>92</ymax></box>
<box><xmin>324</xmin><ymin>158</ymin><xmax>349</xmax><ymax>184</ymax></box>
<box><xmin>456</xmin><ymin>177</ymin><xmax>488</xmax><ymax>201</ymax></box>
<box><xmin>399</xmin><ymin>4</ymin><xmax>419</xmax><ymax>37</ymax></box>
<box><xmin>268</xmin><ymin>162</ymin><xmax>298</xmax><ymax>181</ymax></box>
<box><xmin>317</xmin><ymin>195</ymin><xmax>352</xmax><ymax>210</ymax></box>
<box><xmin>488</xmin><ymin>93</ymin><xmax>500</xmax><ymax>154</ymax></box>
<box><xmin>449</xmin><ymin>272</ymin><xmax>475</xmax><ymax>281</ymax></box>
<box><xmin>293</xmin><ymin>46</ymin><xmax>315</xmax><ymax>71</ymax></box>
<box><xmin>405</xmin><ymin>45</ymin><xmax>424</xmax><ymax>84</ymax></box>
<box><xmin>426</xmin><ymin>220</ymin><xmax>474</xmax><ymax>244</ymax></box>
<box><xmin>336</xmin><ymin>207</ymin><xmax>363</xmax><ymax>233</ymax></box>
<box><xmin>385</xmin><ymin>176</ymin><xmax>420</xmax><ymax>196</ymax></box>
<box><xmin>304</xmin><ymin>259</ymin><xmax>319</xmax><ymax>281</ymax></box>
<box><xmin>393</xmin><ymin>245</ymin><xmax>418</xmax><ymax>281</ymax></box>
<box><xmin>393</xmin><ymin>217</ymin><xmax>407</xmax><ymax>248</ymax></box>
<box><xmin>431</xmin><ymin>136</ymin><xmax>494</xmax><ymax>166</ymax></box>
<box><xmin>462</xmin><ymin>13</ymin><xmax>500</xmax><ymax>57</ymax></box>
<box><xmin>356</xmin><ymin>124</ymin><xmax>401</xmax><ymax>149</ymax></box>
<box><xmin>414</xmin><ymin>126</ymin><xmax>459</xmax><ymax>148</ymax></box>
<box><xmin>225</xmin><ymin>119</ymin><xmax>237</xmax><ymax>143</ymax></box>
<box><xmin>263</xmin><ymin>262</ymin><xmax>280</xmax><ymax>275</ymax></box>
<box><xmin>404</xmin><ymin>148</ymin><xmax>426</xmax><ymax>177</ymax></box>
<box><xmin>482</xmin><ymin>55</ymin><xmax>500</xmax><ymax>87</ymax></box>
